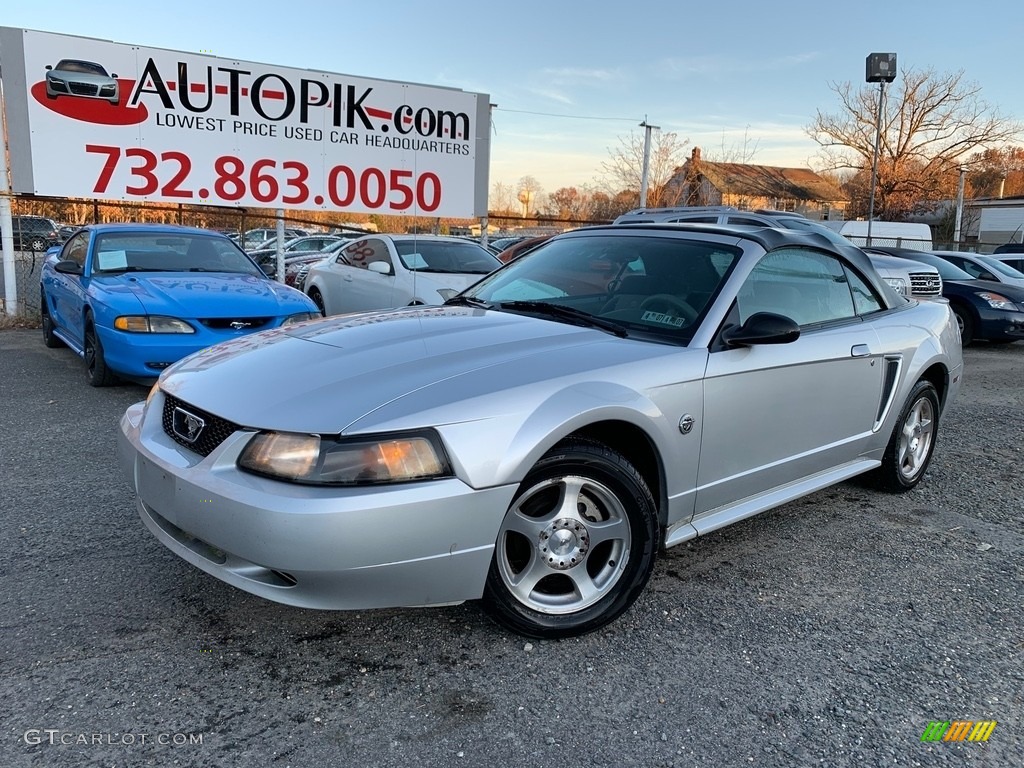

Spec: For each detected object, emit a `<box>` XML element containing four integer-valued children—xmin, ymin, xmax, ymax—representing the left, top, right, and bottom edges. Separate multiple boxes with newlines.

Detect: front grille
<box><xmin>69</xmin><ymin>82</ymin><xmax>98</xmax><ymax>96</ymax></box>
<box><xmin>197</xmin><ymin>317</ymin><xmax>273</xmax><ymax>330</ymax></box>
<box><xmin>162</xmin><ymin>394</ymin><xmax>242</xmax><ymax>457</ymax></box>
<box><xmin>909</xmin><ymin>272</ymin><xmax>942</xmax><ymax>296</ymax></box>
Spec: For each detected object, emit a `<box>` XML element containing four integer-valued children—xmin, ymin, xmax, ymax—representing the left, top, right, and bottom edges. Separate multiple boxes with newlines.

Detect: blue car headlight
<box><xmin>237</xmin><ymin>430</ymin><xmax>452</xmax><ymax>485</ymax></box>
<box><xmin>114</xmin><ymin>316</ymin><xmax>195</xmax><ymax>333</ymax></box>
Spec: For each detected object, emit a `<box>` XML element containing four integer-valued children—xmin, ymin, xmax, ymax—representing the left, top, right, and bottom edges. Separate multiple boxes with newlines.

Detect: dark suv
<box><xmin>5</xmin><ymin>216</ymin><xmax>62</xmax><ymax>252</ymax></box>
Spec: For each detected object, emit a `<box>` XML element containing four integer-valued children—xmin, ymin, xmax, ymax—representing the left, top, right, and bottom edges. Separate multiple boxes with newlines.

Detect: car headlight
<box><xmin>114</xmin><ymin>316</ymin><xmax>195</xmax><ymax>333</ymax></box>
<box><xmin>237</xmin><ymin>430</ymin><xmax>452</xmax><ymax>485</ymax></box>
<box><xmin>976</xmin><ymin>292</ymin><xmax>1016</xmax><ymax>310</ymax></box>
<box><xmin>281</xmin><ymin>311</ymin><xmax>320</xmax><ymax>327</ymax></box>
<box><xmin>883</xmin><ymin>277</ymin><xmax>907</xmax><ymax>295</ymax></box>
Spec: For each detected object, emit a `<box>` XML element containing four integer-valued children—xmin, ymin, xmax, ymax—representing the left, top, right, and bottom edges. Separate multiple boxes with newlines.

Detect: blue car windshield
<box><xmin>92</xmin><ymin>233</ymin><xmax>262</xmax><ymax>276</ymax></box>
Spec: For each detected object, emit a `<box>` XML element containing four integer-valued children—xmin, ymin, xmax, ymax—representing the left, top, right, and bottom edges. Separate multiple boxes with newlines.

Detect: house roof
<box><xmin>674</xmin><ymin>153</ymin><xmax>846</xmax><ymax>203</ymax></box>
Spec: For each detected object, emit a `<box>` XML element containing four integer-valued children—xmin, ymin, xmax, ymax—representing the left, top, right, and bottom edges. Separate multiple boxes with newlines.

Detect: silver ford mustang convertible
<box><xmin>119</xmin><ymin>224</ymin><xmax>962</xmax><ymax>638</ymax></box>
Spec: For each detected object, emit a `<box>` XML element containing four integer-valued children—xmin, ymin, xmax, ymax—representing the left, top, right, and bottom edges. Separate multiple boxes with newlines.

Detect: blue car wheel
<box><xmin>84</xmin><ymin>321</ymin><xmax>116</xmax><ymax>387</ymax></box>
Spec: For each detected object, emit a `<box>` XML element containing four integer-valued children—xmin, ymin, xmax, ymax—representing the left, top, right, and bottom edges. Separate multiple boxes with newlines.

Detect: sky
<box><xmin>3</xmin><ymin>0</ymin><xmax>1023</xmax><ymax>197</ymax></box>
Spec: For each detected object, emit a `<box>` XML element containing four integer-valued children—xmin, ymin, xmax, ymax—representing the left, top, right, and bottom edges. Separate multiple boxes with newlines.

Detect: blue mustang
<box><xmin>40</xmin><ymin>224</ymin><xmax>320</xmax><ymax>386</ymax></box>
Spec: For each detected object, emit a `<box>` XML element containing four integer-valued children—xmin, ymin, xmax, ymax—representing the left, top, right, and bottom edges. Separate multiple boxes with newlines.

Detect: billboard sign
<box><xmin>0</xmin><ymin>28</ymin><xmax>490</xmax><ymax>217</ymax></box>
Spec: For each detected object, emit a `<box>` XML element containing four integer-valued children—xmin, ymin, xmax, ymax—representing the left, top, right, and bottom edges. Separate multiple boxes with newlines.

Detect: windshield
<box><xmin>92</xmin><ymin>233</ymin><xmax>262</xmax><ymax>275</ymax></box>
<box><xmin>978</xmin><ymin>255</ymin><xmax>1024</xmax><ymax>279</ymax></box>
<box><xmin>462</xmin><ymin>233</ymin><xmax>740</xmax><ymax>343</ymax></box>
<box><xmin>395</xmin><ymin>240</ymin><xmax>501</xmax><ymax>274</ymax></box>
<box><xmin>55</xmin><ymin>60</ymin><xmax>108</xmax><ymax>76</ymax></box>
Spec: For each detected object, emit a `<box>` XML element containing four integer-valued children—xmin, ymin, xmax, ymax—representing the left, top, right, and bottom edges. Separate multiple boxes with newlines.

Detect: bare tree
<box><xmin>489</xmin><ymin>181</ymin><xmax>519</xmax><ymax>216</ymax></box>
<box><xmin>516</xmin><ymin>175</ymin><xmax>545</xmax><ymax>217</ymax></box>
<box><xmin>807</xmin><ymin>68</ymin><xmax>1022</xmax><ymax>219</ymax></box>
<box><xmin>600</xmin><ymin>129</ymin><xmax>689</xmax><ymax>208</ymax></box>
<box><xmin>704</xmin><ymin>126</ymin><xmax>761</xmax><ymax>164</ymax></box>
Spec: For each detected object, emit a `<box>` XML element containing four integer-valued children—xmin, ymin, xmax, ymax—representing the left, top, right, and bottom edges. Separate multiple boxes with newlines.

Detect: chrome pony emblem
<box><xmin>229</xmin><ymin>321</ymin><xmax>252</xmax><ymax>330</ymax></box>
<box><xmin>172</xmin><ymin>407</ymin><xmax>206</xmax><ymax>444</ymax></box>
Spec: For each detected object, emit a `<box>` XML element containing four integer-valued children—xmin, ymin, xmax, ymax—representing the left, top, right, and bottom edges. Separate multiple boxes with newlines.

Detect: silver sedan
<box><xmin>119</xmin><ymin>224</ymin><xmax>962</xmax><ymax>638</ymax></box>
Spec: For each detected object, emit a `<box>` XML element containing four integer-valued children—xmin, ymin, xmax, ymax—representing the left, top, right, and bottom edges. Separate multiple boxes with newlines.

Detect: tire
<box><xmin>84</xmin><ymin>321</ymin><xmax>116</xmax><ymax>387</ymax></box>
<box><xmin>481</xmin><ymin>438</ymin><xmax>658</xmax><ymax>638</ymax></box>
<box><xmin>951</xmin><ymin>303</ymin><xmax>974</xmax><ymax>346</ymax></box>
<box><xmin>308</xmin><ymin>287</ymin><xmax>326</xmax><ymax>315</ymax></box>
<box><xmin>870</xmin><ymin>380</ymin><xmax>940</xmax><ymax>493</ymax></box>
<box><xmin>29</xmin><ymin>237</ymin><xmax>47</xmax><ymax>253</ymax></box>
<box><xmin>40</xmin><ymin>293</ymin><xmax>63</xmax><ymax>348</ymax></box>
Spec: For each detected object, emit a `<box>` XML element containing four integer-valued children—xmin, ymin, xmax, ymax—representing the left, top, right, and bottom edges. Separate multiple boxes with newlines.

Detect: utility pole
<box><xmin>639</xmin><ymin>120</ymin><xmax>659</xmax><ymax>209</ymax></box>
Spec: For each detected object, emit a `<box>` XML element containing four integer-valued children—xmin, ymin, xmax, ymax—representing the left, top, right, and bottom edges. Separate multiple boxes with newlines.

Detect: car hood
<box><xmin>159</xmin><ymin>306</ymin><xmax>689</xmax><ymax>435</ymax></box>
<box><xmin>943</xmin><ymin>278</ymin><xmax>1024</xmax><ymax>301</ymax></box>
<box><xmin>92</xmin><ymin>273</ymin><xmax>314</xmax><ymax>317</ymax></box>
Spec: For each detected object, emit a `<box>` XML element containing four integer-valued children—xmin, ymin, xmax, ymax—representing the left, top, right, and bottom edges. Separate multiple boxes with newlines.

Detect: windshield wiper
<box><xmin>497</xmin><ymin>300</ymin><xmax>628</xmax><ymax>338</ymax></box>
<box><xmin>444</xmin><ymin>295</ymin><xmax>493</xmax><ymax>309</ymax></box>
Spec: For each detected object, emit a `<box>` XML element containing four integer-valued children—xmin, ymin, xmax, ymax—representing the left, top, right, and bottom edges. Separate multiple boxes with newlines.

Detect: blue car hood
<box><xmin>94</xmin><ymin>273</ymin><xmax>312</xmax><ymax>317</ymax></box>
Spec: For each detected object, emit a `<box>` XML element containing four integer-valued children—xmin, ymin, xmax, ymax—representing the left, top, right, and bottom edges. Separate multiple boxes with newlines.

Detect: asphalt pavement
<box><xmin>1</xmin><ymin>329</ymin><xmax>1021</xmax><ymax>768</ymax></box>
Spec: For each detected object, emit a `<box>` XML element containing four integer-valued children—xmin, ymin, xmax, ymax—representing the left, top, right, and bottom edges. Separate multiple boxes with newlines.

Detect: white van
<box><xmin>819</xmin><ymin>220</ymin><xmax>933</xmax><ymax>251</ymax></box>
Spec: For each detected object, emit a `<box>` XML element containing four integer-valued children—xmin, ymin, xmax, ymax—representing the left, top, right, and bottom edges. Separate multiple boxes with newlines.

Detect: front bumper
<box><xmin>118</xmin><ymin>396</ymin><xmax>518</xmax><ymax>609</ymax></box>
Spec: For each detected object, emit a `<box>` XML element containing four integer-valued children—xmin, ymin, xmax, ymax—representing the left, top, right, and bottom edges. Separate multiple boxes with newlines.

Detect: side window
<box><xmin>727</xmin><ymin>216</ymin><xmax>770</xmax><ymax>227</ymax></box>
<box><xmin>63</xmin><ymin>232</ymin><xmax>89</xmax><ymax>268</ymax></box>
<box><xmin>843</xmin><ymin>265</ymin><xmax>884</xmax><ymax>315</ymax></box>
<box><xmin>737</xmin><ymin>248</ymin><xmax>857</xmax><ymax>326</ymax></box>
<box><xmin>668</xmin><ymin>215</ymin><xmax>718</xmax><ymax>224</ymax></box>
<box><xmin>342</xmin><ymin>238</ymin><xmax>390</xmax><ymax>270</ymax></box>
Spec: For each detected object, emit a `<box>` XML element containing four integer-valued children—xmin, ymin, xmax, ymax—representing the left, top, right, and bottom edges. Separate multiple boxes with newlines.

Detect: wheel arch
<box><xmin>568</xmin><ymin>420</ymin><xmax>668</xmax><ymax>530</ymax></box>
<box><xmin>919</xmin><ymin>362</ymin><xmax>951</xmax><ymax>411</ymax></box>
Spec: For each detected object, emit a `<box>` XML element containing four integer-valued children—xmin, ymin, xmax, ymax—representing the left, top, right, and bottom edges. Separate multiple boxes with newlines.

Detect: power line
<box><xmin>493</xmin><ymin>107</ymin><xmax>641</xmax><ymax>123</ymax></box>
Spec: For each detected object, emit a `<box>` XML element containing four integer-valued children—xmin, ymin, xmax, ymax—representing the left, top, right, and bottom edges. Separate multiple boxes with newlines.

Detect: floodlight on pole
<box><xmin>865</xmin><ymin>53</ymin><xmax>897</xmax><ymax>247</ymax></box>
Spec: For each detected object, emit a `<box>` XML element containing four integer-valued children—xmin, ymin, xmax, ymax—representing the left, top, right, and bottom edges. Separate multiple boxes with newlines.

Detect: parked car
<box><xmin>990</xmin><ymin>253</ymin><xmax>1024</xmax><ymax>274</ymax></box>
<box><xmin>247</xmin><ymin>235</ymin><xmax>343</xmax><ymax>265</ymax></box>
<box><xmin>498</xmin><ymin>234</ymin><xmax>554</xmax><ymax>263</ymax></box>
<box><xmin>866</xmin><ymin>247</ymin><xmax>1024</xmax><ymax>345</ymax></box>
<box><xmin>239</xmin><ymin>228</ymin><xmax>309</xmax><ymax>251</ymax></box>
<box><xmin>612</xmin><ymin>207</ymin><xmax>943</xmax><ymax>301</ymax></box>
<box><xmin>929</xmin><ymin>250</ymin><xmax>1024</xmax><ymax>288</ymax></box>
<box><xmin>40</xmin><ymin>224</ymin><xmax>320</xmax><ymax>386</ymax></box>
<box><xmin>992</xmin><ymin>243</ymin><xmax>1024</xmax><ymax>255</ymax></box>
<box><xmin>118</xmin><ymin>223</ymin><xmax>962</xmax><ymax>638</ymax></box>
<box><xmin>2</xmin><ymin>215</ymin><xmax>62</xmax><ymax>253</ymax></box>
<box><xmin>57</xmin><ymin>224</ymin><xmax>82</xmax><ymax>242</ymax></box>
<box><xmin>45</xmin><ymin>59</ymin><xmax>119</xmax><ymax>104</ymax></box>
<box><xmin>303</xmin><ymin>234</ymin><xmax>501</xmax><ymax>315</ymax></box>
<box><xmin>490</xmin><ymin>236</ymin><xmax>535</xmax><ymax>252</ymax></box>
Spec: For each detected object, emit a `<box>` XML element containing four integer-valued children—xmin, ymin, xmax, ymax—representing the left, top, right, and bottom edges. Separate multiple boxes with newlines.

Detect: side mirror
<box><xmin>111</xmin><ymin>73</ymin><xmax>119</xmax><ymax>79</ymax></box>
<box><xmin>54</xmin><ymin>260</ymin><xmax>83</xmax><ymax>276</ymax></box>
<box><xmin>722</xmin><ymin>312</ymin><xmax>800</xmax><ymax>347</ymax></box>
<box><xmin>367</xmin><ymin>261</ymin><xmax>392</xmax><ymax>275</ymax></box>
<box><xmin>259</xmin><ymin>262</ymin><xmax>275</xmax><ymax>276</ymax></box>
<box><xmin>45</xmin><ymin>65</ymin><xmax>53</xmax><ymax>71</ymax></box>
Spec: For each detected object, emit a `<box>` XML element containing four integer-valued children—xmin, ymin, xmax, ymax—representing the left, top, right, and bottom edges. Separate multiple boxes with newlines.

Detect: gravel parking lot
<box><xmin>1</xmin><ymin>329</ymin><xmax>1021</xmax><ymax>768</ymax></box>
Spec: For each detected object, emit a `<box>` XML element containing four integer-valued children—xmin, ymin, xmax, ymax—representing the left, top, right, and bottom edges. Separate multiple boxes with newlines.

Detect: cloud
<box><xmin>658</xmin><ymin>52</ymin><xmax>820</xmax><ymax>77</ymax></box>
<box><xmin>539</xmin><ymin>67</ymin><xmax>621</xmax><ymax>85</ymax></box>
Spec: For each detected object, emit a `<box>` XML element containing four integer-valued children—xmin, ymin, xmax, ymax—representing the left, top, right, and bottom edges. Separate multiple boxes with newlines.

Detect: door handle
<box><xmin>851</xmin><ymin>344</ymin><xmax>871</xmax><ymax>357</ymax></box>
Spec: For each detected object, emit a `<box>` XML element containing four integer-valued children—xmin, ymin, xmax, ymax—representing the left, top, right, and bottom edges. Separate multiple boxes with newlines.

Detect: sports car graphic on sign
<box><xmin>45</xmin><ymin>59</ymin><xmax>120</xmax><ymax>104</ymax></box>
